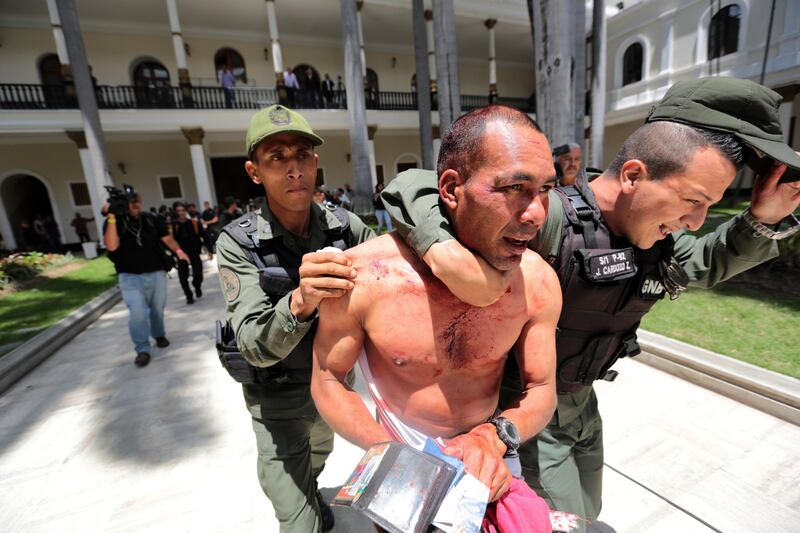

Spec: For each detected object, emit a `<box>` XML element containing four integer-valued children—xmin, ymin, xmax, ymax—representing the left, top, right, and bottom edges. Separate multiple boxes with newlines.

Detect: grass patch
<box><xmin>641</xmin><ymin>283</ymin><xmax>800</xmax><ymax>379</ymax></box>
<box><xmin>0</xmin><ymin>257</ymin><xmax>117</xmax><ymax>354</ymax></box>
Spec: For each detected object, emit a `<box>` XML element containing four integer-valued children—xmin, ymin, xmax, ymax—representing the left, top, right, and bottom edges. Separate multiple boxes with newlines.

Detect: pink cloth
<box><xmin>481</xmin><ymin>478</ymin><xmax>552</xmax><ymax>533</ymax></box>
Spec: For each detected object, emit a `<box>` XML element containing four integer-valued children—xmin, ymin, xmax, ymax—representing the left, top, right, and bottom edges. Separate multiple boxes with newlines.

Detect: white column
<box><xmin>425</xmin><ymin>8</ymin><xmax>437</xmax><ymax>92</ymax></box>
<box><xmin>265</xmin><ymin>0</ymin><xmax>284</xmax><ymax>76</ymax></box>
<box><xmin>166</xmin><ymin>0</ymin><xmax>187</xmax><ymax>70</ymax></box>
<box><xmin>0</xmin><ymin>198</ymin><xmax>17</xmax><ymax>250</ymax></box>
<box><xmin>67</xmin><ymin>130</ymin><xmax>106</xmax><ymax>241</ymax></box>
<box><xmin>660</xmin><ymin>21</ymin><xmax>673</xmax><ymax>76</ymax></box>
<box><xmin>182</xmin><ymin>128</ymin><xmax>214</xmax><ymax>207</ymax></box>
<box><xmin>356</xmin><ymin>1</ymin><xmax>368</xmax><ymax>82</ymax></box>
<box><xmin>368</xmin><ymin>125</ymin><xmax>379</xmax><ymax>190</ymax></box>
<box><xmin>486</xmin><ymin>19</ymin><xmax>497</xmax><ymax>102</ymax></box>
<box><xmin>432</xmin><ymin>125</ymin><xmax>441</xmax><ymax>165</ymax></box>
<box><xmin>46</xmin><ymin>0</ymin><xmax>69</xmax><ymax>65</ymax></box>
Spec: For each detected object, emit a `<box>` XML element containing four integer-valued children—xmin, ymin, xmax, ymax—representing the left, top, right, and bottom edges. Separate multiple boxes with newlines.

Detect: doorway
<box><xmin>1</xmin><ymin>173</ymin><xmax>58</xmax><ymax>250</ymax></box>
<box><xmin>210</xmin><ymin>156</ymin><xmax>263</xmax><ymax>207</ymax></box>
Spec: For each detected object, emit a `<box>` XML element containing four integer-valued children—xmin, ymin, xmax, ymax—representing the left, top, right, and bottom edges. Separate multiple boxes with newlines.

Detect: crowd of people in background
<box><xmin>282</xmin><ymin>66</ymin><xmax>345</xmax><ymax>109</ymax></box>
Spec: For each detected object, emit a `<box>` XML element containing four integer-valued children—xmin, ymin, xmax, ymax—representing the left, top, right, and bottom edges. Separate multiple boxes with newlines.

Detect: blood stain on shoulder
<box><xmin>369</xmin><ymin>259</ymin><xmax>389</xmax><ymax>280</ymax></box>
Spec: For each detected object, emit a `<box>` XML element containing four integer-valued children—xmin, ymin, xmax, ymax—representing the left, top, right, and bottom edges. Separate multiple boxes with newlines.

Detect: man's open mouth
<box><xmin>503</xmin><ymin>237</ymin><xmax>529</xmax><ymax>250</ymax></box>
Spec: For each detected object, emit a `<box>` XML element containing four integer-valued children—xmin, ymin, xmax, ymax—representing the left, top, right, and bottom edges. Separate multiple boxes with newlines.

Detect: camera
<box><xmin>105</xmin><ymin>184</ymin><xmax>137</xmax><ymax>216</ymax></box>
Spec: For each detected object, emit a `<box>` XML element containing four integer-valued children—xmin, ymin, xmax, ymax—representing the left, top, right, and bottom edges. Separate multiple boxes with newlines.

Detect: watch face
<box><xmin>503</xmin><ymin>419</ymin><xmax>520</xmax><ymax>442</ymax></box>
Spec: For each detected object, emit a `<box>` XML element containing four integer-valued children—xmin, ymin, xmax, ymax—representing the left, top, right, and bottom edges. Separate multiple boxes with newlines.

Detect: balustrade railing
<box><xmin>0</xmin><ymin>83</ymin><xmax>532</xmax><ymax>114</ymax></box>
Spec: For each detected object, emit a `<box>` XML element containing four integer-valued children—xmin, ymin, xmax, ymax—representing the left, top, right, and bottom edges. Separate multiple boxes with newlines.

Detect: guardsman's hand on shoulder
<box><xmin>291</xmin><ymin>251</ymin><xmax>357</xmax><ymax>321</ymax></box>
<box><xmin>750</xmin><ymin>160</ymin><xmax>800</xmax><ymax>224</ymax></box>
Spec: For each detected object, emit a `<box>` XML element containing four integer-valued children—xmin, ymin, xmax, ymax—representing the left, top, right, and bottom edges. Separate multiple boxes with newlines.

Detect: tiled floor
<box><xmin>0</xmin><ymin>260</ymin><xmax>797</xmax><ymax>532</ymax></box>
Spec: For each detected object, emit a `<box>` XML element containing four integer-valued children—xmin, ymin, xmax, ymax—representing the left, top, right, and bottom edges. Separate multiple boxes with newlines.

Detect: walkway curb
<box><xmin>0</xmin><ymin>285</ymin><xmax>121</xmax><ymax>395</ymax></box>
<box><xmin>637</xmin><ymin>329</ymin><xmax>800</xmax><ymax>425</ymax></box>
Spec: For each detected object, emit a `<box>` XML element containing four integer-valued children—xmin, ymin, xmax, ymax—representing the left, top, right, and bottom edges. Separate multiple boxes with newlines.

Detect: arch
<box><xmin>613</xmin><ymin>34</ymin><xmax>651</xmax><ymax>89</ymax></box>
<box><xmin>411</xmin><ymin>73</ymin><xmax>417</xmax><ymax>93</ymax></box>
<box><xmin>38</xmin><ymin>53</ymin><xmax>66</xmax><ymax>108</ymax></box>
<box><xmin>696</xmin><ymin>1</ymin><xmax>749</xmax><ymax>65</ymax></box>
<box><xmin>708</xmin><ymin>4</ymin><xmax>742</xmax><ymax>60</ymax></box>
<box><xmin>622</xmin><ymin>42</ymin><xmax>644</xmax><ymax>86</ymax></box>
<box><xmin>214</xmin><ymin>47</ymin><xmax>247</xmax><ymax>84</ymax></box>
<box><xmin>292</xmin><ymin>64</ymin><xmax>321</xmax><ymax>108</ymax></box>
<box><xmin>130</xmin><ymin>56</ymin><xmax>174</xmax><ymax>108</ymax></box>
<box><xmin>366</xmin><ymin>68</ymin><xmax>379</xmax><ymax>108</ymax></box>
<box><xmin>0</xmin><ymin>170</ymin><xmax>65</xmax><ymax>250</ymax></box>
<box><xmin>393</xmin><ymin>153</ymin><xmax>421</xmax><ymax>181</ymax></box>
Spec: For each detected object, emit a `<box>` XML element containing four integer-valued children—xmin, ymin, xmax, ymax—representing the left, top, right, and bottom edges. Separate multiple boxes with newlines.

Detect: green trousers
<box><xmin>244</xmin><ymin>382</ymin><xmax>334</xmax><ymax>533</ymax></box>
<box><xmin>501</xmin><ymin>383</ymin><xmax>604</xmax><ymax>532</ymax></box>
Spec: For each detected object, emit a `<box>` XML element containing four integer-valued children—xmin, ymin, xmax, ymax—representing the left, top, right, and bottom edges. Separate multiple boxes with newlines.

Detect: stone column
<box><xmin>432</xmin><ymin>0</ymin><xmax>460</xmax><ymax>135</ymax></box>
<box><xmin>367</xmin><ymin>125</ymin><xmax>379</xmax><ymax>190</ymax></box>
<box><xmin>356</xmin><ymin>1</ymin><xmax>368</xmax><ymax>87</ymax></box>
<box><xmin>340</xmin><ymin>0</ymin><xmax>372</xmax><ymax>213</ymax></box>
<box><xmin>67</xmin><ymin>130</ymin><xmax>106</xmax><ymax>241</ymax></box>
<box><xmin>45</xmin><ymin>0</ymin><xmax>76</xmax><ymax>105</ymax></box>
<box><xmin>425</xmin><ymin>8</ymin><xmax>437</xmax><ymax>96</ymax></box>
<box><xmin>485</xmin><ymin>18</ymin><xmax>498</xmax><ymax>103</ymax></box>
<box><xmin>590</xmin><ymin>0</ymin><xmax>607</xmax><ymax>168</ymax></box>
<box><xmin>54</xmin><ymin>0</ymin><xmax>114</xmax><ymax>204</ymax></box>
<box><xmin>181</xmin><ymin>128</ymin><xmax>214</xmax><ymax>208</ymax></box>
<box><xmin>165</xmin><ymin>0</ymin><xmax>193</xmax><ymax>107</ymax></box>
<box><xmin>413</xmin><ymin>0</ymin><xmax>434</xmax><ymax>170</ymax></box>
<box><xmin>265</xmin><ymin>0</ymin><xmax>286</xmax><ymax>101</ymax></box>
<box><xmin>432</xmin><ymin>125</ymin><xmax>441</xmax><ymax>166</ymax></box>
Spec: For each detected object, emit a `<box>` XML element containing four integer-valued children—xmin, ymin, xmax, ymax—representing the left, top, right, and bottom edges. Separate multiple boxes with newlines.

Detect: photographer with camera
<box><xmin>103</xmin><ymin>186</ymin><xmax>189</xmax><ymax>367</ymax></box>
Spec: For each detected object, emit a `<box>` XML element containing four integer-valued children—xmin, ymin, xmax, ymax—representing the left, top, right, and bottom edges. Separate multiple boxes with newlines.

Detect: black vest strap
<box><xmin>561</xmin><ymin>185</ymin><xmax>598</xmax><ymax>249</ymax></box>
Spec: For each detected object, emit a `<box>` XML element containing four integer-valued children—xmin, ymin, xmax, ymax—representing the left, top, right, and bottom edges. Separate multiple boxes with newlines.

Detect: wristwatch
<box><xmin>742</xmin><ymin>208</ymin><xmax>800</xmax><ymax>240</ymax></box>
<box><xmin>489</xmin><ymin>416</ymin><xmax>521</xmax><ymax>453</ymax></box>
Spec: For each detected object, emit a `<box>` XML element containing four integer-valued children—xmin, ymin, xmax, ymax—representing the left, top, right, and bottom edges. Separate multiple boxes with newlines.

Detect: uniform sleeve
<box><xmin>380</xmin><ymin>169</ymin><xmax>455</xmax><ymax>258</ymax></box>
<box><xmin>346</xmin><ymin>212</ymin><xmax>377</xmax><ymax>244</ymax></box>
<box><xmin>216</xmin><ymin>232</ymin><xmax>314</xmax><ymax>367</ymax></box>
<box><xmin>673</xmin><ymin>211</ymin><xmax>779</xmax><ymax>288</ymax></box>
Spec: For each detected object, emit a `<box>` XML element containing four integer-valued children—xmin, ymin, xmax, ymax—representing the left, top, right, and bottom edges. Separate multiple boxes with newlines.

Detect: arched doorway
<box><xmin>366</xmin><ymin>68</ymin><xmax>379</xmax><ymax>108</ymax></box>
<box><xmin>215</xmin><ymin>47</ymin><xmax>247</xmax><ymax>84</ymax></box>
<box><xmin>131</xmin><ymin>58</ymin><xmax>174</xmax><ymax>108</ymax></box>
<box><xmin>293</xmin><ymin>64</ymin><xmax>321</xmax><ymax>108</ymax></box>
<box><xmin>38</xmin><ymin>53</ymin><xmax>66</xmax><ymax>108</ymax></box>
<box><xmin>0</xmin><ymin>173</ymin><xmax>59</xmax><ymax>251</ymax></box>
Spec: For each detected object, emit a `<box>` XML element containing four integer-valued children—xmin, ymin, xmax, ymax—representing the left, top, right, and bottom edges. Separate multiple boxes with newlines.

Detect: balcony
<box><xmin>0</xmin><ymin>84</ymin><xmax>532</xmax><ymax>113</ymax></box>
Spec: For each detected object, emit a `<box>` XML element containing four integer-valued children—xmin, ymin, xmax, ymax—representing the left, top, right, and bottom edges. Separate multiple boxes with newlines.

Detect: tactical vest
<box><xmin>215</xmin><ymin>205</ymin><xmax>352</xmax><ymax>385</ymax></box>
<box><xmin>548</xmin><ymin>182</ymin><xmax>685</xmax><ymax>393</ymax></box>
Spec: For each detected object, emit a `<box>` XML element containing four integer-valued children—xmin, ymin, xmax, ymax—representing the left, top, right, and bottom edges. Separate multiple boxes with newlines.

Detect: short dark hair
<box><xmin>607</xmin><ymin>121</ymin><xmax>745</xmax><ymax>180</ymax></box>
<box><xmin>437</xmin><ymin>105</ymin><xmax>543</xmax><ymax>180</ymax></box>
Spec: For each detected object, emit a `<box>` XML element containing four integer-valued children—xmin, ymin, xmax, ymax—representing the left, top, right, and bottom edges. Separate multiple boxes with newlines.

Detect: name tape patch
<box><xmin>579</xmin><ymin>248</ymin><xmax>637</xmax><ymax>282</ymax></box>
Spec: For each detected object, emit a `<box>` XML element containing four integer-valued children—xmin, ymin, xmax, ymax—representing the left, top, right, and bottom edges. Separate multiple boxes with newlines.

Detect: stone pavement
<box><xmin>0</xmin><ymin>260</ymin><xmax>798</xmax><ymax>532</ymax></box>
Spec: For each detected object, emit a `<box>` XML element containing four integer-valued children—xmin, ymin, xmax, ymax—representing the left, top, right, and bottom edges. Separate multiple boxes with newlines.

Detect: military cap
<box><xmin>646</xmin><ymin>77</ymin><xmax>800</xmax><ymax>182</ymax></box>
<box><xmin>245</xmin><ymin>104</ymin><xmax>324</xmax><ymax>157</ymax></box>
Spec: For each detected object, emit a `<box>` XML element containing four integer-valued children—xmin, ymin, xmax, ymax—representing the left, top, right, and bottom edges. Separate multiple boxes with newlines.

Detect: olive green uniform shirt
<box><xmin>381</xmin><ymin>168</ymin><xmax>779</xmax><ymax>291</ymax></box>
<box><xmin>216</xmin><ymin>201</ymin><xmax>374</xmax><ymax>373</ymax></box>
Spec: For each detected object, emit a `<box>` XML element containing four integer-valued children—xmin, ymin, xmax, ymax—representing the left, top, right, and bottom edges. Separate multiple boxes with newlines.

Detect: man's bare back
<box><xmin>342</xmin><ymin>233</ymin><xmax>553</xmax><ymax>438</ymax></box>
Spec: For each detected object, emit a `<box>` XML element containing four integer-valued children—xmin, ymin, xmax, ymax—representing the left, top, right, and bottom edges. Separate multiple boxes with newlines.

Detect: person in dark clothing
<box><xmin>43</xmin><ymin>215</ymin><xmax>62</xmax><ymax>252</ymax></box>
<box><xmin>71</xmin><ymin>213</ymin><xmax>94</xmax><ymax>243</ymax></box>
<box><xmin>201</xmin><ymin>200</ymin><xmax>220</xmax><ymax>257</ymax></box>
<box><xmin>104</xmin><ymin>193</ymin><xmax>188</xmax><ymax>367</ymax></box>
<box><xmin>218</xmin><ymin>196</ymin><xmax>243</xmax><ymax>228</ymax></box>
<box><xmin>171</xmin><ymin>203</ymin><xmax>206</xmax><ymax>305</ymax></box>
<box><xmin>321</xmin><ymin>73</ymin><xmax>334</xmax><ymax>108</ymax></box>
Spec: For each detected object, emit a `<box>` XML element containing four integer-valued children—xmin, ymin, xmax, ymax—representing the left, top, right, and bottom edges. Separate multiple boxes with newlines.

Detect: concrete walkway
<box><xmin>0</xmin><ymin>261</ymin><xmax>798</xmax><ymax>532</ymax></box>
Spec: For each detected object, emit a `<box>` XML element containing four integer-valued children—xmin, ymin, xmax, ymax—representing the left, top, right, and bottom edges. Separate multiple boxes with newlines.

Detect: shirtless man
<box><xmin>311</xmin><ymin>105</ymin><xmax>562</xmax><ymax>501</ymax></box>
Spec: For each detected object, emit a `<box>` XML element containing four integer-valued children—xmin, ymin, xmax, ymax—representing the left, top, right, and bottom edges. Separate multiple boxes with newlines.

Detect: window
<box><xmin>214</xmin><ymin>48</ymin><xmax>247</xmax><ymax>84</ymax></box>
<box><xmin>376</xmin><ymin>165</ymin><xmax>384</xmax><ymax>186</ymax></box>
<box><xmin>622</xmin><ymin>43</ymin><xmax>643</xmax><ymax>86</ymax></box>
<box><xmin>159</xmin><ymin>176</ymin><xmax>183</xmax><ymax>199</ymax></box>
<box><xmin>38</xmin><ymin>54</ymin><xmax>67</xmax><ymax>107</ymax></box>
<box><xmin>132</xmin><ymin>58</ymin><xmax>173</xmax><ymax>108</ymax></box>
<box><xmin>708</xmin><ymin>4</ymin><xmax>741</xmax><ymax>60</ymax></box>
<box><xmin>133</xmin><ymin>60</ymin><xmax>171</xmax><ymax>88</ymax></box>
<box><xmin>69</xmin><ymin>182</ymin><xmax>91</xmax><ymax>207</ymax></box>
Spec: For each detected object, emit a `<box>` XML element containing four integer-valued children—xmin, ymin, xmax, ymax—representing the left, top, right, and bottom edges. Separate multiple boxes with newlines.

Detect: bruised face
<box><xmin>613</xmin><ymin>147</ymin><xmax>735</xmax><ymax>249</ymax></box>
<box><xmin>245</xmin><ymin>133</ymin><xmax>319</xmax><ymax>215</ymax></box>
<box><xmin>444</xmin><ymin>122</ymin><xmax>557</xmax><ymax>271</ymax></box>
<box><xmin>556</xmin><ymin>146</ymin><xmax>582</xmax><ymax>185</ymax></box>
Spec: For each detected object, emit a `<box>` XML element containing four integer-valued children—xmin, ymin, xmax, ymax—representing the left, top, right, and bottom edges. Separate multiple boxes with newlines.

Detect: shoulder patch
<box><xmin>219</xmin><ymin>267</ymin><xmax>241</xmax><ymax>302</ymax></box>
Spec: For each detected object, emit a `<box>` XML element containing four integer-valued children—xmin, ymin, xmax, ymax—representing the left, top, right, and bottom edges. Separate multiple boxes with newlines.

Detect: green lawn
<box><xmin>641</xmin><ymin>283</ymin><xmax>800</xmax><ymax>379</ymax></box>
<box><xmin>0</xmin><ymin>257</ymin><xmax>117</xmax><ymax>354</ymax></box>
